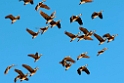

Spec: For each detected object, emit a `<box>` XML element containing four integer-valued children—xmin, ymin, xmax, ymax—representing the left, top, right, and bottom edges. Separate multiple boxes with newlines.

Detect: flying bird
<box><xmin>91</xmin><ymin>11</ymin><xmax>103</xmax><ymax>19</ymax></box>
<box><xmin>35</xmin><ymin>1</ymin><xmax>50</xmax><ymax>11</ymax></box>
<box><xmin>26</xmin><ymin>28</ymin><xmax>40</xmax><ymax>39</ymax></box>
<box><xmin>5</xmin><ymin>14</ymin><xmax>20</xmax><ymax>24</ymax></box>
<box><xmin>77</xmin><ymin>52</ymin><xmax>90</xmax><ymax>60</ymax></box>
<box><xmin>65</xmin><ymin>31</ymin><xmax>80</xmax><ymax>42</ymax></box>
<box><xmin>40</xmin><ymin>11</ymin><xmax>56</xmax><ymax>24</ymax></box>
<box><xmin>49</xmin><ymin>20</ymin><xmax>61</xmax><ymax>29</ymax></box>
<box><xmin>94</xmin><ymin>33</ymin><xmax>106</xmax><ymax>45</ymax></box>
<box><xmin>28</xmin><ymin>52</ymin><xmax>42</xmax><ymax>62</ymax></box>
<box><xmin>77</xmin><ymin>64</ymin><xmax>90</xmax><ymax>75</ymax></box>
<box><xmin>70</xmin><ymin>14</ymin><xmax>83</xmax><ymax>25</ymax></box>
<box><xmin>22</xmin><ymin>64</ymin><xmax>39</xmax><ymax>77</ymax></box>
<box><xmin>4</xmin><ymin>64</ymin><xmax>15</xmax><ymax>74</ymax></box>
<box><xmin>77</xmin><ymin>34</ymin><xmax>93</xmax><ymax>42</ymax></box>
<box><xmin>97</xmin><ymin>48</ymin><xmax>108</xmax><ymax>56</ymax></box>
<box><xmin>39</xmin><ymin>26</ymin><xmax>49</xmax><ymax>34</ymax></box>
<box><xmin>103</xmin><ymin>33</ymin><xmax>118</xmax><ymax>43</ymax></box>
<box><xmin>19</xmin><ymin>0</ymin><xmax>34</xmax><ymax>5</ymax></box>
<box><xmin>14</xmin><ymin>69</ymin><xmax>29</xmax><ymax>82</ymax></box>
<box><xmin>79</xmin><ymin>0</ymin><xmax>93</xmax><ymax>5</ymax></box>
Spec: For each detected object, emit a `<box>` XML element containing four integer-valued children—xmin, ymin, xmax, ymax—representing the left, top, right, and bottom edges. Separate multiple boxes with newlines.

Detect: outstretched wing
<box><xmin>22</xmin><ymin>64</ymin><xmax>34</xmax><ymax>73</ymax></box>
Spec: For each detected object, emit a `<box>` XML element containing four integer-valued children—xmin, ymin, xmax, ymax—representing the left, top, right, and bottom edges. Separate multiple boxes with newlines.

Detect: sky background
<box><xmin>1</xmin><ymin>0</ymin><xmax>124</xmax><ymax>83</ymax></box>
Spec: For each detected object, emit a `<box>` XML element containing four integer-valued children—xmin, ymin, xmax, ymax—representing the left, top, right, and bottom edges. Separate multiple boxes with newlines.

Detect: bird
<box><xmin>79</xmin><ymin>0</ymin><xmax>93</xmax><ymax>5</ymax></box>
<box><xmin>103</xmin><ymin>33</ymin><xmax>118</xmax><ymax>43</ymax></box>
<box><xmin>77</xmin><ymin>34</ymin><xmax>93</xmax><ymax>42</ymax></box>
<box><xmin>35</xmin><ymin>0</ymin><xmax>50</xmax><ymax>11</ymax></box>
<box><xmin>97</xmin><ymin>48</ymin><xmax>108</xmax><ymax>56</ymax></box>
<box><xmin>14</xmin><ymin>69</ymin><xmax>29</xmax><ymax>82</ymax></box>
<box><xmin>77</xmin><ymin>64</ymin><xmax>90</xmax><ymax>75</ymax></box>
<box><xmin>26</xmin><ymin>28</ymin><xmax>40</xmax><ymax>39</ymax></box>
<box><xmin>65</xmin><ymin>31</ymin><xmax>80</xmax><ymax>42</ymax></box>
<box><xmin>40</xmin><ymin>10</ymin><xmax>56</xmax><ymax>24</ymax></box>
<box><xmin>77</xmin><ymin>52</ymin><xmax>90</xmax><ymax>60</ymax></box>
<box><xmin>70</xmin><ymin>13</ymin><xmax>83</xmax><ymax>25</ymax></box>
<box><xmin>79</xmin><ymin>27</ymin><xmax>95</xmax><ymax>37</ymax></box>
<box><xmin>14</xmin><ymin>75</ymin><xmax>21</xmax><ymax>83</ymax></box>
<box><xmin>61</xmin><ymin>56</ymin><xmax>76</xmax><ymax>63</ymax></box>
<box><xmin>4</xmin><ymin>64</ymin><xmax>15</xmax><ymax>74</ymax></box>
<box><xmin>5</xmin><ymin>14</ymin><xmax>20</xmax><ymax>24</ymax></box>
<box><xmin>28</xmin><ymin>52</ymin><xmax>42</xmax><ymax>62</ymax></box>
<box><xmin>19</xmin><ymin>0</ymin><xmax>34</xmax><ymax>5</ymax></box>
<box><xmin>22</xmin><ymin>64</ymin><xmax>39</xmax><ymax>77</ymax></box>
<box><xmin>65</xmin><ymin>63</ymin><xmax>72</xmax><ymax>71</ymax></box>
<box><xmin>91</xmin><ymin>11</ymin><xmax>103</xmax><ymax>19</ymax></box>
<box><xmin>39</xmin><ymin>26</ymin><xmax>49</xmax><ymax>34</ymax></box>
<box><xmin>49</xmin><ymin>20</ymin><xmax>61</xmax><ymax>29</ymax></box>
<box><xmin>94</xmin><ymin>33</ymin><xmax>106</xmax><ymax>45</ymax></box>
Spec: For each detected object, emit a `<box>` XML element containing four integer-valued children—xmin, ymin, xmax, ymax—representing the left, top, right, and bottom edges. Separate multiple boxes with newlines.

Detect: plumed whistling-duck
<box><xmin>94</xmin><ymin>33</ymin><xmax>106</xmax><ymax>45</ymax></box>
<box><xmin>77</xmin><ymin>52</ymin><xmax>90</xmax><ymax>60</ymax></box>
<box><xmin>91</xmin><ymin>11</ymin><xmax>103</xmax><ymax>19</ymax></box>
<box><xmin>5</xmin><ymin>14</ymin><xmax>20</xmax><ymax>24</ymax></box>
<box><xmin>40</xmin><ymin>26</ymin><xmax>49</xmax><ymax>34</ymax></box>
<box><xmin>77</xmin><ymin>34</ymin><xmax>93</xmax><ymax>42</ymax></box>
<box><xmin>103</xmin><ymin>33</ymin><xmax>118</xmax><ymax>43</ymax></box>
<box><xmin>14</xmin><ymin>69</ymin><xmax>29</xmax><ymax>82</ymax></box>
<box><xmin>26</xmin><ymin>28</ymin><xmax>40</xmax><ymax>39</ymax></box>
<box><xmin>49</xmin><ymin>20</ymin><xmax>61</xmax><ymax>29</ymax></box>
<box><xmin>28</xmin><ymin>52</ymin><xmax>42</xmax><ymax>62</ymax></box>
<box><xmin>4</xmin><ymin>64</ymin><xmax>15</xmax><ymax>74</ymax></box>
<box><xmin>97</xmin><ymin>48</ymin><xmax>108</xmax><ymax>56</ymax></box>
<box><xmin>19</xmin><ymin>0</ymin><xmax>34</xmax><ymax>5</ymax></box>
<box><xmin>77</xmin><ymin>64</ymin><xmax>90</xmax><ymax>75</ymax></box>
<box><xmin>70</xmin><ymin>14</ymin><xmax>83</xmax><ymax>25</ymax></box>
<box><xmin>79</xmin><ymin>0</ymin><xmax>93</xmax><ymax>5</ymax></box>
<box><xmin>40</xmin><ymin>11</ymin><xmax>56</xmax><ymax>24</ymax></box>
<box><xmin>22</xmin><ymin>64</ymin><xmax>39</xmax><ymax>77</ymax></box>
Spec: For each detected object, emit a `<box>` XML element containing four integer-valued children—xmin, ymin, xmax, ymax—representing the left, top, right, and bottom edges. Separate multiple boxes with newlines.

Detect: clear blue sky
<box><xmin>1</xmin><ymin>0</ymin><xmax>124</xmax><ymax>83</ymax></box>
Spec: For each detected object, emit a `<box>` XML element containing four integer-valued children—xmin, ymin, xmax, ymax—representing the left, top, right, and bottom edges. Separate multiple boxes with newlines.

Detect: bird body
<box><xmin>49</xmin><ymin>20</ymin><xmax>61</xmax><ymax>29</ymax></box>
<box><xmin>79</xmin><ymin>0</ymin><xmax>93</xmax><ymax>5</ymax></box>
<box><xmin>19</xmin><ymin>0</ymin><xmax>34</xmax><ymax>5</ymax></box>
<box><xmin>28</xmin><ymin>52</ymin><xmax>42</xmax><ymax>62</ymax></box>
<box><xmin>4</xmin><ymin>64</ymin><xmax>15</xmax><ymax>74</ymax></box>
<box><xmin>77</xmin><ymin>52</ymin><xmax>90</xmax><ymax>60</ymax></box>
<box><xmin>91</xmin><ymin>11</ymin><xmax>103</xmax><ymax>19</ymax></box>
<box><xmin>97</xmin><ymin>48</ymin><xmax>108</xmax><ymax>56</ymax></box>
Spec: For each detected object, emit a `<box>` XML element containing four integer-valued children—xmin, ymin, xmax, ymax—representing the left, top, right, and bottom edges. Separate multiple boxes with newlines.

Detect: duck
<box><xmin>77</xmin><ymin>34</ymin><xmax>93</xmax><ymax>42</ymax></box>
<box><xmin>97</xmin><ymin>48</ymin><xmax>108</xmax><ymax>56</ymax></box>
<box><xmin>91</xmin><ymin>11</ymin><xmax>103</xmax><ymax>19</ymax></box>
<box><xmin>65</xmin><ymin>31</ymin><xmax>80</xmax><ymax>42</ymax></box>
<box><xmin>77</xmin><ymin>52</ymin><xmax>90</xmax><ymax>60</ymax></box>
<box><xmin>14</xmin><ymin>69</ymin><xmax>29</xmax><ymax>82</ymax></box>
<box><xmin>28</xmin><ymin>52</ymin><xmax>42</xmax><ymax>62</ymax></box>
<box><xmin>103</xmin><ymin>33</ymin><xmax>118</xmax><ymax>43</ymax></box>
<box><xmin>40</xmin><ymin>26</ymin><xmax>49</xmax><ymax>34</ymax></box>
<box><xmin>5</xmin><ymin>14</ymin><xmax>20</xmax><ymax>24</ymax></box>
<box><xmin>79</xmin><ymin>0</ymin><xmax>93</xmax><ymax>5</ymax></box>
<box><xmin>19</xmin><ymin>0</ymin><xmax>34</xmax><ymax>5</ymax></box>
<box><xmin>26</xmin><ymin>28</ymin><xmax>40</xmax><ymax>39</ymax></box>
<box><xmin>70</xmin><ymin>13</ymin><xmax>83</xmax><ymax>25</ymax></box>
<box><xmin>94</xmin><ymin>33</ymin><xmax>106</xmax><ymax>45</ymax></box>
<box><xmin>77</xmin><ymin>64</ymin><xmax>90</xmax><ymax>75</ymax></box>
<box><xmin>49</xmin><ymin>20</ymin><xmax>61</xmax><ymax>29</ymax></box>
<box><xmin>4</xmin><ymin>64</ymin><xmax>15</xmax><ymax>74</ymax></box>
<box><xmin>22</xmin><ymin>64</ymin><xmax>39</xmax><ymax>77</ymax></box>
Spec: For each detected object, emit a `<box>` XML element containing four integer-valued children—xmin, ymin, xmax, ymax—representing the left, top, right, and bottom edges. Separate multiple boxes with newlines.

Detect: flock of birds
<box><xmin>4</xmin><ymin>0</ymin><xmax>118</xmax><ymax>83</ymax></box>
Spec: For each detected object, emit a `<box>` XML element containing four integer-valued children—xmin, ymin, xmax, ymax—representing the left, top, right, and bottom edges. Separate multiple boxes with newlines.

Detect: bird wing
<box><xmin>98</xmin><ymin>12</ymin><xmax>103</xmax><ymax>19</ymax></box>
<box><xmin>70</xmin><ymin>16</ymin><xmax>76</xmax><ymax>23</ymax></box>
<box><xmin>103</xmin><ymin>33</ymin><xmax>111</xmax><ymax>38</ymax></box>
<box><xmin>14</xmin><ymin>69</ymin><xmax>25</xmax><ymax>76</ymax></box>
<box><xmin>26</xmin><ymin>28</ymin><xmax>36</xmax><ymax>36</ymax></box>
<box><xmin>65</xmin><ymin>31</ymin><xmax>76</xmax><ymax>38</ymax></box>
<box><xmin>79</xmin><ymin>27</ymin><xmax>89</xmax><ymax>34</ymax></box>
<box><xmin>39</xmin><ymin>3</ymin><xmax>50</xmax><ymax>10</ymax></box>
<box><xmin>28</xmin><ymin>54</ymin><xmax>37</xmax><ymax>59</ymax></box>
<box><xmin>81</xmin><ymin>54</ymin><xmax>90</xmax><ymax>58</ymax></box>
<box><xmin>91</xmin><ymin>12</ymin><xmax>98</xmax><ymax>19</ymax></box>
<box><xmin>4</xmin><ymin>66</ymin><xmax>10</xmax><ymax>74</ymax></box>
<box><xmin>94</xmin><ymin>33</ymin><xmax>104</xmax><ymax>41</ymax></box>
<box><xmin>76</xmin><ymin>17</ymin><xmax>83</xmax><ymax>25</ymax></box>
<box><xmin>14</xmin><ymin>75</ymin><xmax>20</xmax><ymax>83</ymax></box>
<box><xmin>82</xmin><ymin>67</ymin><xmax>90</xmax><ymax>74</ymax></box>
<box><xmin>5</xmin><ymin>14</ymin><xmax>15</xmax><ymax>20</ymax></box>
<box><xmin>40</xmin><ymin>11</ymin><xmax>51</xmax><ymax>21</ymax></box>
<box><xmin>77</xmin><ymin>67</ymin><xmax>82</xmax><ymax>75</ymax></box>
<box><xmin>22</xmin><ymin>64</ymin><xmax>34</xmax><ymax>73</ymax></box>
<box><xmin>64</xmin><ymin>56</ymin><xmax>75</xmax><ymax>63</ymax></box>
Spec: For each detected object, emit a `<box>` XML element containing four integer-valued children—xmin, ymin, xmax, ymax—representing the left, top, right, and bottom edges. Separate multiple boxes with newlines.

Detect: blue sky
<box><xmin>1</xmin><ymin>0</ymin><xmax>124</xmax><ymax>83</ymax></box>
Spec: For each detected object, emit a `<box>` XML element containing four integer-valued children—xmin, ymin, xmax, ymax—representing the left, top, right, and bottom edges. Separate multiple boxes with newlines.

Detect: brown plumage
<box><xmin>28</xmin><ymin>52</ymin><xmax>42</xmax><ymax>62</ymax></box>
<box><xmin>62</xmin><ymin>56</ymin><xmax>75</xmax><ymax>63</ymax></box>
<box><xmin>103</xmin><ymin>33</ymin><xmax>118</xmax><ymax>43</ymax></box>
<box><xmin>65</xmin><ymin>31</ymin><xmax>80</xmax><ymax>42</ymax></box>
<box><xmin>22</xmin><ymin>64</ymin><xmax>39</xmax><ymax>77</ymax></box>
<box><xmin>70</xmin><ymin>14</ymin><xmax>83</xmax><ymax>25</ymax></box>
<box><xmin>77</xmin><ymin>52</ymin><xmax>90</xmax><ymax>60</ymax></box>
<box><xmin>79</xmin><ymin>0</ymin><xmax>93</xmax><ymax>5</ymax></box>
<box><xmin>94</xmin><ymin>33</ymin><xmax>106</xmax><ymax>45</ymax></box>
<box><xmin>19</xmin><ymin>0</ymin><xmax>34</xmax><ymax>5</ymax></box>
<box><xmin>91</xmin><ymin>11</ymin><xmax>103</xmax><ymax>19</ymax></box>
<box><xmin>14</xmin><ymin>69</ymin><xmax>29</xmax><ymax>82</ymax></box>
<box><xmin>97</xmin><ymin>48</ymin><xmax>108</xmax><ymax>56</ymax></box>
<box><xmin>5</xmin><ymin>14</ymin><xmax>20</xmax><ymax>24</ymax></box>
<box><xmin>77</xmin><ymin>34</ymin><xmax>93</xmax><ymax>42</ymax></box>
<box><xmin>4</xmin><ymin>64</ymin><xmax>15</xmax><ymax>74</ymax></box>
<box><xmin>49</xmin><ymin>20</ymin><xmax>61</xmax><ymax>29</ymax></box>
<box><xmin>40</xmin><ymin>26</ymin><xmax>49</xmax><ymax>34</ymax></box>
<box><xmin>40</xmin><ymin>11</ymin><xmax>56</xmax><ymax>24</ymax></box>
<box><xmin>35</xmin><ymin>1</ymin><xmax>50</xmax><ymax>11</ymax></box>
<box><xmin>77</xmin><ymin>64</ymin><xmax>90</xmax><ymax>75</ymax></box>
<box><xmin>26</xmin><ymin>28</ymin><xmax>40</xmax><ymax>39</ymax></box>
<box><xmin>14</xmin><ymin>75</ymin><xmax>21</xmax><ymax>83</ymax></box>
